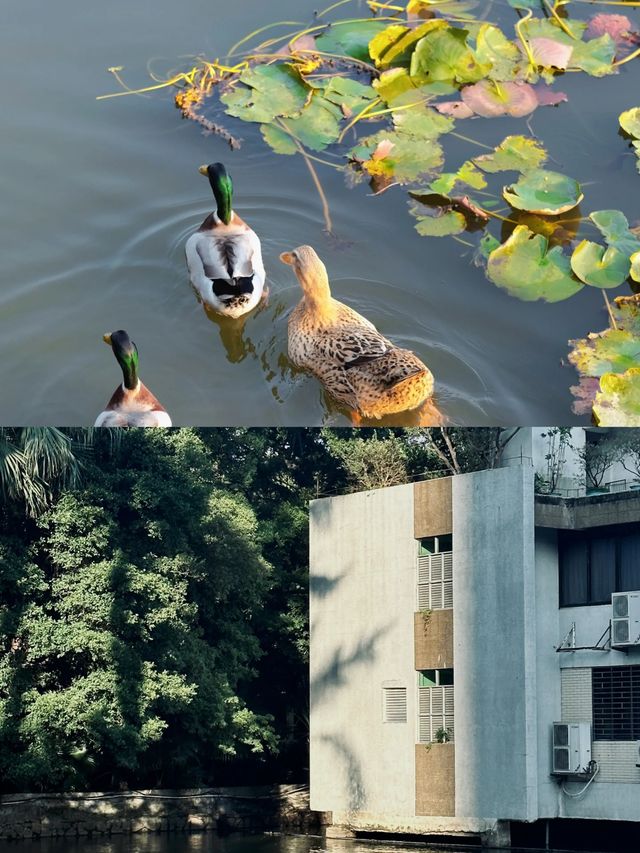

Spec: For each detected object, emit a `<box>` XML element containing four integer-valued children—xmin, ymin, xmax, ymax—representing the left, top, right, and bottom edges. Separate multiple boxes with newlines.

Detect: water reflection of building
<box><xmin>309</xmin><ymin>428</ymin><xmax>640</xmax><ymax>850</ymax></box>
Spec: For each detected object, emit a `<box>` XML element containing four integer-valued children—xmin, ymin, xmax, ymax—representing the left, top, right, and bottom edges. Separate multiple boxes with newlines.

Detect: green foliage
<box><xmin>570</xmin><ymin>241</ymin><xmax>630</xmax><ymax>289</ymax></box>
<box><xmin>473</xmin><ymin>135</ymin><xmax>547</xmax><ymax>173</ymax></box>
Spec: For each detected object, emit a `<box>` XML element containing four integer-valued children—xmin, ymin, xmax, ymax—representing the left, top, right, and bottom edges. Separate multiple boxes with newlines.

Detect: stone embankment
<box><xmin>0</xmin><ymin>784</ymin><xmax>323</xmax><ymax>841</ymax></box>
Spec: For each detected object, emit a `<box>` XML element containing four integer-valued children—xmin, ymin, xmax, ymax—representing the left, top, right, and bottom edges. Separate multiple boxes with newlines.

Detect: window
<box><xmin>418</xmin><ymin>672</ymin><xmax>454</xmax><ymax>743</ymax></box>
<box><xmin>419</xmin><ymin>534</ymin><xmax>453</xmax><ymax>556</ymax></box>
<box><xmin>417</xmin><ymin>543</ymin><xmax>453</xmax><ymax>610</ymax></box>
<box><xmin>592</xmin><ymin>665</ymin><xmax>640</xmax><ymax>740</ymax></box>
<box><xmin>559</xmin><ymin>526</ymin><xmax>640</xmax><ymax>607</ymax></box>
<box><xmin>382</xmin><ymin>687</ymin><xmax>407</xmax><ymax>723</ymax></box>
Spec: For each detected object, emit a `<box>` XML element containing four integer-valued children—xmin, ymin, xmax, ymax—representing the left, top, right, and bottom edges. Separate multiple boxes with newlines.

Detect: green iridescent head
<box><xmin>199</xmin><ymin>162</ymin><xmax>233</xmax><ymax>225</ymax></box>
<box><xmin>103</xmin><ymin>330</ymin><xmax>139</xmax><ymax>390</ymax></box>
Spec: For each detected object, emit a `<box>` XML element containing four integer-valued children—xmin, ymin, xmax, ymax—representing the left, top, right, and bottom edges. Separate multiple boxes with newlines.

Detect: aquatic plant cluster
<box><xmin>108</xmin><ymin>0</ymin><xmax>640</xmax><ymax>424</ymax></box>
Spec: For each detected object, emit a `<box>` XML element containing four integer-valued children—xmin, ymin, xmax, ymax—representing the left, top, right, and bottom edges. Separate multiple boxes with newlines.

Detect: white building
<box><xmin>309</xmin><ymin>428</ymin><xmax>640</xmax><ymax>849</ymax></box>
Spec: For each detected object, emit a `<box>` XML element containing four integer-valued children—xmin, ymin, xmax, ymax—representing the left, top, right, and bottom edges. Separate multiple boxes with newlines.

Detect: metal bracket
<box><xmin>556</xmin><ymin>621</ymin><xmax>611</xmax><ymax>652</ymax></box>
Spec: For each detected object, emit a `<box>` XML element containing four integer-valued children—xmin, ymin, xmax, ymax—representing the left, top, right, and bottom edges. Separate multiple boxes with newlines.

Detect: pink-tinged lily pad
<box><xmin>461</xmin><ymin>80</ymin><xmax>538</xmax><ymax>118</ymax></box>
<box><xmin>586</xmin><ymin>14</ymin><xmax>635</xmax><ymax>45</ymax></box>
<box><xmin>532</xmin><ymin>85</ymin><xmax>568</xmax><ymax>107</ymax></box>
<box><xmin>529</xmin><ymin>37</ymin><xmax>574</xmax><ymax>70</ymax></box>
<box><xmin>437</xmin><ymin>81</ymin><xmax>566</xmax><ymax>119</ymax></box>
<box><xmin>570</xmin><ymin>376</ymin><xmax>601</xmax><ymax>416</ymax></box>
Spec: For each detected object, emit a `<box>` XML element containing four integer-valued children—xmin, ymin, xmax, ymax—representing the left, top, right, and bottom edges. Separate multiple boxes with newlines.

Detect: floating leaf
<box><xmin>479</xmin><ymin>233</ymin><xmax>501</xmax><ymax>259</ymax></box>
<box><xmin>571</xmin><ymin>241</ymin><xmax>630</xmax><ymax>288</ymax></box>
<box><xmin>260</xmin><ymin>123</ymin><xmax>297</xmax><ymax>155</ymax></box>
<box><xmin>461</xmin><ymin>80</ymin><xmax>539</xmax><ymax>117</ymax></box>
<box><xmin>620</xmin><ymin>107</ymin><xmax>640</xmax><ymax>138</ymax></box>
<box><xmin>529</xmin><ymin>37</ymin><xmax>574</xmax><ymax>70</ymax></box>
<box><xmin>569</xmin><ymin>328</ymin><xmax>640</xmax><ymax>378</ymax></box>
<box><xmin>373</xmin><ymin>69</ymin><xmax>456</xmax><ymax>107</ymax></box>
<box><xmin>315</xmin><ymin>20</ymin><xmax>389</xmax><ymax>63</ymax></box>
<box><xmin>370</xmin><ymin>20</ymin><xmax>445</xmax><ymax>69</ymax></box>
<box><xmin>503</xmin><ymin>169</ymin><xmax>583</xmax><ymax>214</ymax></box>
<box><xmin>590</xmin><ymin>209</ymin><xmax>640</xmax><ymax>256</ymax></box>
<box><xmin>571</xmin><ymin>34</ymin><xmax>617</xmax><ymax>77</ymax></box>
<box><xmin>586</xmin><ymin>14</ymin><xmax>635</xmax><ymax>46</ymax></box>
<box><xmin>392</xmin><ymin>106</ymin><xmax>455</xmax><ymax>139</ymax></box>
<box><xmin>594</xmin><ymin>368</ymin><xmax>640</xmax><ymax>426</ymax></box>
<box><xmin>474</xmin><ymin>23</ymin><xmax>523</xmax><ymax>81</ymax></box>
<box><xmin>486</xmin><ymin>225</ymin><xmax>583</xmax><ymax>302</ymax></box>
<box><xmin>410</xmin><ymin>25</ymin><xmax>491</xmax><ymax>84</ymax></box>
<box><xmin>352</xmin><ymin>134</ymin><xmax>445</xmax><ymax>183</ymax></box>
<box><xmin>631</xmin><ymin>251</ymin><xmax>640</xmax><ymax>283</ymax></box>
<box><xmin>410</xmin><ymin>203</ymin><xmax>467</xmax><ymax>236</ymax></box>
<box><xmin>221</xmin><ymin>65</ymin><xmax>309</xmax><ymax>123</ymax></box>
<box><xmin>322</xmin><ymin>77</ymin><xmax>377</xmax><ymax>114</ymax></box>
<box><xmin>279</xmin><ymin>98</ymin><xmax>342</xmax><ymax>151</ymax></box>
<box><xmin>429</xmin><ymin>160</ymin><xmax>487</xmax><ymax>194</ymax></box>
<box><xmin>473</xmin><ymin>135</ymin><xmax>547</xmax><ymax>173</ymax></box>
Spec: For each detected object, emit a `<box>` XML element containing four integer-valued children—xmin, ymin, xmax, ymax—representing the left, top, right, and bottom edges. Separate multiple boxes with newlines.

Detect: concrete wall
<box><xmin>452</xmin><ymin>465</ymin><xmax>538</xmax><ymax>821</ymax></box>
<box><xmin>309</xmin><ymin>484</ymin><xmax>418</xmax><ymax>819</ymax></box>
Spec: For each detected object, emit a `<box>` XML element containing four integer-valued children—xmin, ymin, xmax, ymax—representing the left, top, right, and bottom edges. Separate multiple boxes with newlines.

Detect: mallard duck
<box><xmin>185</xmin><ymin>162</ymin><xmax>266</xmax><ymax>318</ymax></box>
<box><xmin>95</xmin><ymin>331</ymin><xmax>172</xmax><ymax>427</ymax></box>
<box><xmin>281</xmin><ymin>245</ymin><xmax>434</xmax><ymax>421</ymax></box>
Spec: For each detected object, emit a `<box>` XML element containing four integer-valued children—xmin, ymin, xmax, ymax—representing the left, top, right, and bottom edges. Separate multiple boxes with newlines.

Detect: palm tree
<box><xmin>0</xmin><ymin>428</ymin><xmax>90</xmax><ymax>516</ymax></box>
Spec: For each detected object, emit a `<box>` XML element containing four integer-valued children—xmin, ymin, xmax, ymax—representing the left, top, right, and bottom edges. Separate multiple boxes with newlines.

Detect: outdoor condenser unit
<box><xmin>552</xmin><ymin>722</ymin><xmax>592</xmax><ymax>775</ymax></box>
<box><xmin>611</xmin><ymin>591</ymin><xmax>640</xmax><ymax>648</ymax></box>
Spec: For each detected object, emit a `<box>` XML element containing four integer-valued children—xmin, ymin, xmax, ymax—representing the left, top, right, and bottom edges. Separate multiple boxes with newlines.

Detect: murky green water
<box><xmin>2</xmin><ymin>0</ymin><xmax>640</xmax><ymax>425</ymax></box>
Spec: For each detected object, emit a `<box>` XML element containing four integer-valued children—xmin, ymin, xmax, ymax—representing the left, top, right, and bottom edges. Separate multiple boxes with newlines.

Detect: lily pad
<box><xmin>620</xmin><ymin>107</ymin><xmax>640</xmax><ymax>138</ymax></box>
<box><xmin>373</xmin><ymin>68</ymin><xmax>456</xmax><ymax>107</ymax></box>
<box><xmin>315</xmin><ymin>20</ymin><xmax>389</xmax><ymax>63</ymax></box>
<box><xmin>594</xmin><ymin>368</ymin><xmax>640</xmax><ymax>426</ymax></box>
<box><xmin>570</xmin><ymin>241</ymin><xmax>630</xmax><ymax>288</ymax></box>
<box><xmin>221</xmin><ymin>65</ymin><xmax>309</xmax><ymax>123</ymax></box>
<box><xmin>474</xmin><ymin>23</ymin><xmax>523</xmax><ymax>81</ymax></box>
<box><xmin>429</xmin><ymin>160</ymin><xmax>487</xmax><ymax>195</ymax></box>
<box><xmin>260</xmin><ymin>124</ymin><xmax>297</xmax><ymax>155</ymax></box>
<box><xmin>569</xmin><ymin>328</ymin><xmax>640</xmax><ymax>378</ymax></box>
<box><xmin>352</xmin><ymin>133</ymin><xmax>445</xmax><ymax>183</ymax></box>
<box><xmin>590</xmin><ymin>209</ymin><xmax>640</xmax><ymax>256</ymax></box>
<box><xmin>279</xmin><ymin>98</ymin><xmax>342</xmax><ymax>151</ymax></box>
<box><xmin>461</xmin><ymin>80</ymin><xmax>539</xmax><ymax>118</ymax></box>
<box><xmin>473</xmin><ymin>135</ymin><xmax>547</xmax><ymax>173</ymax></box>
<box><xmin>370</xmin><ymin>20</ymin><xmax>445</xmax><ymax>69</ymax></box>
<box><xmin>410</xmin><ymin>203</ymin><xmax>467</xmax><ymax>236</ymax></box>
<box><xmin>586</xmin><ymin>14</ymin><xmax>635</xmax><ymax>45</ymax></box>
<box><xmin>322</xmin><ymin>77</ymin><xmax>377</xmax><ymax>114</ymax></box>
<box><xmin>486</xmin><ymin>225</ymin><xmax>583</xmax><ymax>302</ymax></box>
<box><xmin>503</xmin><ymin>169</ymin><xmax>583</xmax><ymax>214</ymax></box>
<box><xmin>410</xmin><ymin>25</ymin><xmax>491</xmax><ymax>84</ymax></box>
<box><xmin>631</xmin><ymin>251</ymin><xmax>640</xmax><ymax>284</ymax></box>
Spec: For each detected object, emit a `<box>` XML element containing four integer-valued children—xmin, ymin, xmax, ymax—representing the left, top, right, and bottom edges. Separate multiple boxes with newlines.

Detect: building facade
<box><xmin>309</xmin><ymin>429</ymin><xmax>640</xmax><ymax>847</ymax></box>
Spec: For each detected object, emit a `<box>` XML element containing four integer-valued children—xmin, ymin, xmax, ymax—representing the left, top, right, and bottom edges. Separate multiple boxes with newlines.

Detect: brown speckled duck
<box><xmin>95</xmin><ymin>330</ymin><xmax>172</xmax><ymax>427</ymax></box>
<box><xmin>281</xmin><ymin>245</ymin><xmax>434</xmax><ymax>421</ymax></box>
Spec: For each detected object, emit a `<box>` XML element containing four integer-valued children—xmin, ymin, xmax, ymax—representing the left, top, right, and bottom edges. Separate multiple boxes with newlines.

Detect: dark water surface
<box><xmin>2</xmin><ymin>0</ymin><xmax>640</xmax><ymax>425</ymax></box>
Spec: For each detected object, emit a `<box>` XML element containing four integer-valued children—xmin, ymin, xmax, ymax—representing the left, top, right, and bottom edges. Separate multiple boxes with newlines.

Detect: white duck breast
<box><xmin>185</xmin><ymin>214</ymin><xmax>265</xmax><ymax>319</ymax></box>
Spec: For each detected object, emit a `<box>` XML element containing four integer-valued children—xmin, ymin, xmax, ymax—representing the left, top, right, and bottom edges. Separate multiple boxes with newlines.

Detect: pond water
<box><xmin>2</xmin><ymin>0</ymin><xmax>640</xmax><ymax>426</ymax></box>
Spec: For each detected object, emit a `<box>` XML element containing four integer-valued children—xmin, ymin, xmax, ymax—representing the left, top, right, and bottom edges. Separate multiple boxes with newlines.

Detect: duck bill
<box><xmin>102</xmin><ymin>333</ymin><xmax>112</xmax><ymax>345</ymax></box>
<box><xmin>198</xmin><ymin>165</ymin><xmax>208</xmax><ymax>176</ymax></box>
<box><xmin>280</xmin><ymin>252</ymin><xmax>294</xmax><ymax>265</ymax></box>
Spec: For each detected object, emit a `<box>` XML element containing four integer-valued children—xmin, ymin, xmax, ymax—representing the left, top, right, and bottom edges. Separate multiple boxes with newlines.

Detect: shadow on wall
<box><xmin>320</xmin><ymin>733</ymin><xmax>368</xmax><ymax>815</ymax></box>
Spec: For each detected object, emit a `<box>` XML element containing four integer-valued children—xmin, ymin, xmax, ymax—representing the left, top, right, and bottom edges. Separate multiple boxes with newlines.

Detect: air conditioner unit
<box><xmin>552</xmin><ymin>722</ymin><xmax>592</xmax><ymax>775</ymax></box>
<box><xmin>611</xmin><ymin>591</ymin><xmax>640</xmax><ymax>648</ymax></box>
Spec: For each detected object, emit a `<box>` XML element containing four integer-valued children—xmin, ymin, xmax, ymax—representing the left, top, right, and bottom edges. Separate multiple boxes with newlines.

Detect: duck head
<box><xmin>199</xmin><ymin>162</ymin><xmax>233</xmax><ymax>225</ymax></box>
<box><xmin>103</xmin><ymin>330</ymin><xmax>139</xmax><ymax>390</ymax></box>
<box><xmin>280</xmin><ymin>245</ymin><xmax>332</xmax><ymax>305</ymax></box>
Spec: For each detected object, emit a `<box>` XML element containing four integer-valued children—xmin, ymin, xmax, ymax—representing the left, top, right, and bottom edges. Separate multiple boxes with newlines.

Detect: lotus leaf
<box><xmin>570</xmin><ymin>241</ymin><xmax>630</xmax><ymax>289</ymax></box>
<box><xmin>590</xmin><ymin>209</ymin><xmax>640</xmax><ymax>256</ymax></box>
<box><xmin>503</xmin><ymin>169</ymin><xmax>583</xmax><ymax>214</ymax></box>
<box><xmin>315</xmin><ymin>20</ymin><xmax>389</xmax><ymax>62</ymax></box>
<box><xmin>260</xmin><ymin>124</ymin><xmax>297</xmax><ymax>155</ymax></box>
<box><xmin>410</xmin><ymin>26</ymin><xmax>491</xmax><ymax>84</ymax></box>
<box><xmin>279</xmin><ymin>98</ymin><xmax>342</xmax><ymax>152</ymax></box>
<box><xmin>474</xmin><ymin>24</ymin><xmax>523</xmax><ymax>81</ymax></box>
<box><xmin>461</xmin><ymin>80</ymin><xmax>539</xmax><ymax>118</ymax></box>
<box><xmin>410</xmin><ymin>203</ymin><xmax>467</xmax><ymax>237</ymax></box>
<box><xmin>429</xmin><ymin>160</ymin><xmax>487</xmax><ymax>195</ymax></box>
<box><xmin>569</xmin><ymin>329</ymin><xmax>640</xmax><ymax>378</ymax></box>
<box><xmin>370</xmin><ymin>20</ymin><xmax>446</xmax><ymax>69</ymax></box>
<box><xmin>221</xmin><ymin>65</ymin><xmax>309</xmax><ymax>123</ymax></box>
<box><xmin>486</xmin><ymin>225</ymin><xmax>583</xmax><ymax>302</ymax></box>
<box><xmin>593</xmin><ymin>368</ymin><xmax>640</xmax><ymax>426</ymax></box>
<box><xmin>620</xmin><ymin>107</ymin><xmax>640</xmax><ymax>138</ymax></box>
<box><xmin>322</xmin><ymin>77</ymin><xmax>377</xmax><ymax>113</ymax></box>
<box><xmin>373</xmin><ymin>68</ymin><xmax>456</xmax><ymax>106</ymax></box>
<box><xmin>632</xmin><ymin>252</ymin><xmax>640</xmax><ymax>284</ymax></box>
<box><xmin>473</xmin><ymin>135</ymin><xmax>547</xmax><ymax>173</ymax></box>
